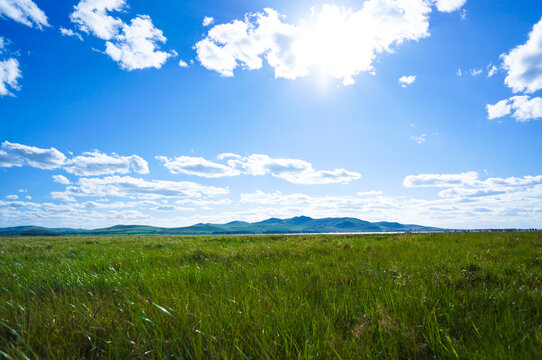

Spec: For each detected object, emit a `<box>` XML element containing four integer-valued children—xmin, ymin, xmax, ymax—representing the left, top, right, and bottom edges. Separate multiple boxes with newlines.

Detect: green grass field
<box><xmin>0</xmin><ymin>232</ymin><xmax>541</xmax><ymax>359</ymax></box>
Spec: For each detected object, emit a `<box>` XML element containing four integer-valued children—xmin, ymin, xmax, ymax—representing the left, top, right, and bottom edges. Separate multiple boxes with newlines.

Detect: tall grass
<box><xmin>0</xmin><ymin>232</ymin><xmax>541</xmax><ymax>359</ymax></box>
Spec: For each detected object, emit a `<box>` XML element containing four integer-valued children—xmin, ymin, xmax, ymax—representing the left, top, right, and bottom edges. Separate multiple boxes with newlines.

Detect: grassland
<box><xmin>0</xmin><ymin>232</ymin><xmax>541</xmax><ymax>359</ymax></box>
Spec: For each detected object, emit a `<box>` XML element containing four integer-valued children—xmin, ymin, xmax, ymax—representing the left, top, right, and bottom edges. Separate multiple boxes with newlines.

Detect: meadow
<box><xmin>0</xmin><ymin>232</ymin><xmax>541</xmax><ymax>359</ymax></box>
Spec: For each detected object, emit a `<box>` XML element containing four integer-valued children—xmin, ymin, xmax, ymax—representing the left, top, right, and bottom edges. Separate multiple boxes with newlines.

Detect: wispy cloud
<box><xmin>411</xmin><ymin>134</ymin><xmax>426</xmax><ymax>144</ymax></box>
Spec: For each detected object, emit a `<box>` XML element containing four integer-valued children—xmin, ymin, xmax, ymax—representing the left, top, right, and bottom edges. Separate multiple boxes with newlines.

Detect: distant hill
<box><xmin>0</xmin><ymin>216</ymin><xmax>443</xmax><ymax>236</ymax></box>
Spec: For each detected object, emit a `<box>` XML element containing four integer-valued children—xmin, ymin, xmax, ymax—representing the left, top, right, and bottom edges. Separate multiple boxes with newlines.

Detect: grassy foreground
<box><xmin>0</xmin><ymin>232</ymin><xmax>541</xmax><ymax>359</ymax></box>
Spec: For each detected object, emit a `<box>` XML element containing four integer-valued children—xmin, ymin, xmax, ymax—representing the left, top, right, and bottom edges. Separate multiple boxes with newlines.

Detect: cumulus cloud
<box><xmin>69</xmin><ymin>0</ymin><xmax>172</xmax><ymax>70</ymax></box>
<box><xmin>0</xmin><ymin>141</ymin><xmax>66</xmax><ymax>169</ymax></box>
<box><xmin>0</xmin><ymin>141</ymin><xmax>151</xmax><ymax>175</ymax></box>
<box><xmin>196</xmin><ymin>0</ymin><xmax>467</xmax><ymax>85</ymax></box>
<box><xmin>0</xmin><ymin>38</ymin><xmax>22</xmax><ymax>97</ymax></box>
<box><xmin>104</xmin><ymin>15</ymin><xmax>171</xmax><ymax>70</ymax></box>
<box><xmin>506</xmin><ymin>96</ymin><xmax>542</xmax><ymax>121</ymax></box>
<box><xmin>487</xmin><ymin>99</ymin><xmax>512</xmax><ymax>120</ymax></box>
<box><xmin>432</xmin><ymin>0</ymin><xmax>466</xmax><ymax>13</ymax></box>
<box><xmin>501</xmin><ymin>16</ymin><xmax>542</xmax><ymax>93</ymax></box>
<box><xmin>63</xmin><ymin>151</ymin><xmax>149</xmax><ymax>176</ymax></box>
<box><xmin>0</xmin><ymin>0</ymin><xmax>49</xmax><ymax>28</ymax></box>
<box><xmin>53</xmin><ymin>175</ymin><xmax>71</xmax><ymax>185</ymax></box>
<box><xmin>5</xmin><ymin>194</ymin><xmax>18</xmax><ymax>200</ymax></box>
<box><xmin>470</xmin><ymin>68</ymin><xmax>482</xmax><ymax>76</ymax></box>
<box><xmin>178</xmin><ymin>59</ymin><xmax>188</xmax><ymax>68</ymax></box>
<box><xmin>156</xmin><ymin>155</ymin><xmax>240</xmax><ymax>178</ymax></box>
<box><xmin>0</xmin><ymin>57</ymin><xmax>21</xmax><ymax>96</ymax></box>
<box><xmin>487</xmin><ymin>96</ymin><xmax>542</xmax><ymax>122</ymax></box>
<box><xmin>51</xmin><ymin>175</ymin><xmax>228</xmax><ymax>201</ymax></box>
<box><xmin>2</xmin><ymin>171</ymin><xmax>541</xmax><ymax>229</ymax></box>
<box><xmin>158</xmin><ymin>153</ymin><xmax>361</xmax><ymax>184</ymax></box>
<box><xmin>236</xmin><ymin>186</ymin><xmax>541</xmax><ymax>228</ymax></box>
<box><xmin>404</xmin><ymin>171</ymin><xmax>542</xmax><ymax>200</ymax></box>
<box><xmin>70</xmin><ymin>0</ymin><xmax>125</xmax><ymax>40</ymax></box>
<box><xmin>202</xmin><ymin>16</ymin><xmax>214</xmax><ymax>27</ymax></box>
<box><xmin>399</xmin><ymin>75</ymin><xmax>416</xmax><ymax>87</ymax></box>
<box><xmin>227</xmin><ymin>154</ymin><xmax>362</xmax><ymax>184</ymax></box>
<box><xmin>237</xmin><ymin>170</ymin><xmax>542</xmax><ymax>228</ymax></box>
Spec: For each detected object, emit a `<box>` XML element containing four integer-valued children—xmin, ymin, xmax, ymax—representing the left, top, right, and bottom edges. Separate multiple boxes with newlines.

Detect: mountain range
<box><xmin>0</xmin><ymin>216</ymin><xmax>443</xmax><ymax>236</ymax></box>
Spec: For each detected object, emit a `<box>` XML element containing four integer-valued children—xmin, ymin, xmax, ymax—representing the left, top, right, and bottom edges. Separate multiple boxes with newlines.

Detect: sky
<box><xmin>0</xmin><ymin>0</ymin><xmax>542</xmax><ymax>229</ymax></box>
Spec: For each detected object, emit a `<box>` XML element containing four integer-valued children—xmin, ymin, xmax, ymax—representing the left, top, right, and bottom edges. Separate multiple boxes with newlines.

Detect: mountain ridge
<box><xmin>0</xmin><ymin>216</ymin><xmax>443</xmax><ymax>236</ymax></box>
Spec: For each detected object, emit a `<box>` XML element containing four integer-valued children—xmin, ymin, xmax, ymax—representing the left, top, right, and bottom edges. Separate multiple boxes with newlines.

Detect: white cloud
<box><xmin>507</xmin><ymin>96</ymin><xmax>542</xmax><ymax>121</ymax></box>
<box><xmin>470</xmin><ymin>68</ymin><xmax>482</xmax><ymax>76</ymax></box>
<box><xmin>0</xmin><ymin>0</ymin><xmax>49</xmax><ymax>28</ymax></box>
<box><xmin>178</xmin><ymin>59</ymin><xmax>188</xmax><ymax>67</ymax></box>
<box><xmin>235</xmin><ymin>171</ymin><xmax>542</xmax><ymax>229</ymax></box>
<box><xmin>53</xmin><ymin>175</ymin><xmax>71</xmax><ymax>185</ymax></box>
<box><xmin>411</xmin><ymin>133</ymin><xmax>426</xmax><ymax>144</ymax></box>
<box><xmin>70</xmin><ymin>0</ymin><xmax>125</xmax><ymax>40</ymax></box>
<box><xmin>51</xmin><ymin>175</ymin><xmax>229</xmax><ymax>201</ymax></box>
<box><xmin>227</xmin><ymin>154</ymin><xmax>362</xmax><ymax>184</ymax></box>
<box><xmin>63</xmin><ymin>151</ymin><xmax>149</xmax><ymax>176</ymax></box>
<box><xmin>105</xmin><ymin>15</ymin><xmax>172</xmax><ymax>71</ymax></box>
<box><xmin>156</xmin><ymin>155</ymin><xmax>240</xmax><ymax>178</ymax></box>
<box><xmin>0</xmin><ymin>141</ymin><xmax>151</xmax><ymax>175</ymax></box>
<box><xmin>70</xmin><ymin>0</ymin><xmax>172</xmax><ymax>70</ymax></box>
<box><xmin>0</xmin><ymin>57</ymin><xmax>21</xmax><ymax>96</ymax></box>
<box><xmin>0</xmin><ymin>150</ymin><xmax>21</xmax><ymax>167</ymax></box>
<box><xmin>403</xmin><ymin>171</ymin><xmax>478</xmax><ymax>188</ymax></box>
<box><xmin>25</xmin><ymin>195</ymin><xmax>31</xmax><ymax>200</ymax></box>
<box><xmin>5</xmin><ymin>194</ymin><xmax>18</xmax><ymax>200</ymax></box>
<box><xmin>2</xmin><ymin>170</ymin><xmax>542</xmax><ymax>229</ymax></box>
<box><xmin>159</xmin><ymin>153</ymin><xmax>361</xmax><ymax>184</ymax></box>
<box><xmin>0</xmin><ymin>141</ymin><xmax>66</xmax><ymax>169</ymax></box>
<box><xmin>487</xmin><ymin>99</ymin><xmax>512</xmax><ymax>120</ymax></box>
<box><xmin>196</xmin><ymin>1</ymin><xmax>449</xmax><ymax>85</ymax></box>
<box><xmin>60</xmin><ymin>27</ymin><xmax>83</xmax><ymax>41</ymax></box>
<box><xmin>202</xmin><ymin>16</ymin><xmax>214</xmax><ymax>27</ymax></box>
<box><xmin>456</xmin><ymin>68</ymin><xmax>462</xmax><ymax>76</ymax></box>
<box><xmin>487</xmin><ymin>64</ymin><xmax>497</xmax><ymax>77</ymax></box>
<box><xmin>399</xmin><ymin>75</ymin><xmax>416</xmax><ymax>87</ymax></box>
<box><xmin>404</xmin><ymin>171</ymin><xmax>542</xmax><ymax>201</ymax></box>
<box><xmin>216</xmin><ymin>153</ymin><xmax>241</xmax><ymax>160</ymax></box>
<box><xmin>433</xmin><ymin>0</ymin><xmax>466</xmax><ymax>13</ymax></box>
<box><xmin>502</xmin><ymin>16</ymin><xmax>542</xmax><ymax>93</ymax></box>
<box><xmin>487</xmin><ymin>96</ymin><xmax>542</xmax><ymax>122</ymax></box>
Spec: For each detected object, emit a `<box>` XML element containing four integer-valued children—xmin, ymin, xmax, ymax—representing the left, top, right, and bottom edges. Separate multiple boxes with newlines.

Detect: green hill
<box><xmin>0</xmin><ymin>216</ymin><xmax>443</xmax><ymax>236</ymax></box>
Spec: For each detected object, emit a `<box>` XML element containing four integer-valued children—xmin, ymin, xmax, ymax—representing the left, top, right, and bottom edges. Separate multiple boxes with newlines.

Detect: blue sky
<box><xmin>1</xmin><ymin>0</ymin><xmax>541</xmax><ymax>229</ymax></box>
